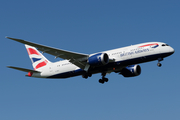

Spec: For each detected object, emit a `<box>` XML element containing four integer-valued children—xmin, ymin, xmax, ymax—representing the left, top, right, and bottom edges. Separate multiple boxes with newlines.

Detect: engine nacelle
<box><xmin>88</xmin><ymin>53</ymin><xmax>109</xmax><ymax>66</ymax></box>
<box><xmin>121</xmin><ymin>65</ymin><xmax>141</xmax><ymax>77</ymax></box>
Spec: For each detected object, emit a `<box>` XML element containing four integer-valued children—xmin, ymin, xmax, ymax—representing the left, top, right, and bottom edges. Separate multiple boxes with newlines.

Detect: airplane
<box><xmin>6</xmin><ymin>37</ymin><xmax>175</xmax><ymax>84</ymax></box>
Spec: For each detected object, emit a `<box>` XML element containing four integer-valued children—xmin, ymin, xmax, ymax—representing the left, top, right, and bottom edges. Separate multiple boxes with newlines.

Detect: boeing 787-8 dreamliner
<box><xmin>7</xmin><ymin>37</ymin><xmax>174</xmax><ymax>84</ymax></box>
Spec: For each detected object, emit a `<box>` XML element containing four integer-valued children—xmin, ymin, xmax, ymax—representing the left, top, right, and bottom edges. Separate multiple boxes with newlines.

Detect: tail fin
<box><xmin>25</xmin><ymin>44</ymin><xmax>51</xmax><ymax>71</ymax></box>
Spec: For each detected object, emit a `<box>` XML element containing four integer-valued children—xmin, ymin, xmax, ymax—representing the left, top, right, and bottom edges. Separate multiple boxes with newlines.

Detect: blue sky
<box><xmin>1</xmin><ymin>0</ymin><xmax>180</xmax><ymax>120</ymax></box>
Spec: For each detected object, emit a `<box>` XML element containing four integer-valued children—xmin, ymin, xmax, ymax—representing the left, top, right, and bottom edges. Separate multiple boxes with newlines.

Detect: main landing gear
<box><xmin>157</xmin><ymin>58</ymin><xmax>163</xmax><ymax>67</ymax></box>
<box><xmin>82</xmin><ymin>73</ymin><xmax>92</xmax><ymax>79</ymax></box>
<box><xmin>99</xmin><ymin>72</ymin><xmax>109</xmax><ymax>84</ymax></box>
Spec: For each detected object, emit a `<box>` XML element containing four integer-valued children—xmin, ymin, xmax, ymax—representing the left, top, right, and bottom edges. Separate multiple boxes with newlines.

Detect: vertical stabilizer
<box><xmin>25</xmin><ymin>44</ymin><xmax>51</xmax><ymax>71</ymax></box>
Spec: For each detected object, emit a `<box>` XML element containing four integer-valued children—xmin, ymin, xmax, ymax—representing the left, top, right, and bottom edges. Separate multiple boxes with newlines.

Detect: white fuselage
<box><xmin>32</xmin><ymin>42</ymin><xmax>174</xmax><ymax>78</ymax></box>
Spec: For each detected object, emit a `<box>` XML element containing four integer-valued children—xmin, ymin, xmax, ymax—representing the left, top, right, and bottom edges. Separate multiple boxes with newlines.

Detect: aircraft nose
<box><xmin>169</xmin><ymin>47</ymin><xmax>175</xmax><ymax>54</ymax></box>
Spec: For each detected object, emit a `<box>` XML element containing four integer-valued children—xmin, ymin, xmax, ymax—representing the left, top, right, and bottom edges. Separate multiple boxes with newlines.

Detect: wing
<box><xmin>6</xmin><ymin>37</ymin><xmax>89</xmax><ymax>69</ymax></box>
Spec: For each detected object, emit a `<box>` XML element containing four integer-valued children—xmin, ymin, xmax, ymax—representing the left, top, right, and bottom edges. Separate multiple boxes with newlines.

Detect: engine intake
<box><xmin>88</xmin><ymin>53</ymin><xmax>109</xmax><ymax>66</ymax></box>
<box><xmin>121</xmin><ymin>65</ymin><xmax>141</xmax><ymax>77</ymax></box>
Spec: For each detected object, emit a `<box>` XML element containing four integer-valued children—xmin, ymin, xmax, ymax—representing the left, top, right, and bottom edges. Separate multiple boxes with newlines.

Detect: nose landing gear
<box><xmin>157</xmin><ymin>62</ymin><xmax>162</xmax><ymax>67</ymax></box>
<box><xmin>157</xmin><ymin>58</ymin><xmax>163</xmax><ymax>67</ymax></box>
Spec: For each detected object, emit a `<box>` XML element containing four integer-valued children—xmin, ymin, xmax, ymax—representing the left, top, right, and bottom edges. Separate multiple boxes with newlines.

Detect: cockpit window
<box><xmin>162</xmin><ymin>44</ymin><xmax>169</xmax><ymax>46</ymax></box>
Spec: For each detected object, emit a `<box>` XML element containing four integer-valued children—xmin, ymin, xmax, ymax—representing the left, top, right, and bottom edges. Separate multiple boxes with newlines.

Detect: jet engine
<box><xmin>121</xmin><ymin>65</ymin><xmax>141</xmax><ymax>77</ymax></box>
<box><xmin>88</xmin><ymin>53</ymin><xmax>109</xmax><ymax>66</ymax></box>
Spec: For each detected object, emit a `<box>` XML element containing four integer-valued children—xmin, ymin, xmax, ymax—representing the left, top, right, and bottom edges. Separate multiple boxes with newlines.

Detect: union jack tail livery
<box><xmin>25</xmin><ymin>45</ymin><xmax>51</xmax><ymax>71</ymax></box>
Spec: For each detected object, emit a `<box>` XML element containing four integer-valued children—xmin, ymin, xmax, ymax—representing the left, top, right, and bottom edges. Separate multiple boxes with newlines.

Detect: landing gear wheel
<box><xmin>157</xmin><ymin>63</ymin><xmax>162</xmax><ymax>67</ymax></box>
<box><xmin>82</xmin><ymin>74</ymin><xmax>88</xmax><ymax>79</ymax></box>
<box><xmin>104</xmin><ymin>78</ymin><xmax>109</xmax><ymax>82</ymax></box>
<box><xmin>99</xmin><ymin>79</ymin><xmax>104</xmax><ymax>84</ymax></box>
<box><xmin>88</xmin><ymin>73</ymin><xmax>92</xmax><ymax>77</ymax></box>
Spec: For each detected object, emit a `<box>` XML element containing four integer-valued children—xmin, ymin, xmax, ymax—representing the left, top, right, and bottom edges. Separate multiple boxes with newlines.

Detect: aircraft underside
<box><xmin>47</xmin><ymin>52</ymin><xmax>173</xmax><ymax>84</ymax></box>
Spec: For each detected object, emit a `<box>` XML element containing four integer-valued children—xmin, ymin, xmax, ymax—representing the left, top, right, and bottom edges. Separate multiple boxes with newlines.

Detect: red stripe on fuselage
<box><xmin>27</xmin><ymin>48</ymin><xmax>40</xmax><ymax>55</ymax></box>
<box><xmin>139</xmin><ymin>43</ymin><xmax>158</xmax><ymax>48</ymax></box>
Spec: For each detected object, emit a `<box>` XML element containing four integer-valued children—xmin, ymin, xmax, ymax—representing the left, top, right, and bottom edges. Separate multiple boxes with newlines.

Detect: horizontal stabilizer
<box><xmin>7</xmin><ymin>66</ymin><xmax>40</xmax><ymax>73</ymax></box>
